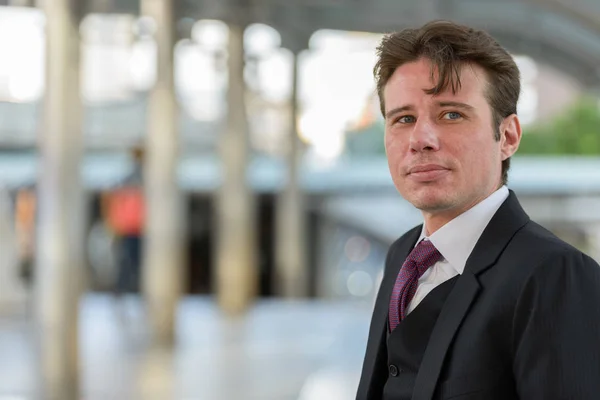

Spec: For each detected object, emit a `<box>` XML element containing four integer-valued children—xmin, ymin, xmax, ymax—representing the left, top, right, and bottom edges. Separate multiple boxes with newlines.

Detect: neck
<box><xmin>423</xmin><ymin>209</ymin><xmax>464</xmax><ymax>236</ymax></box>
<box><xmin>422</xmin><ymin>188</ymin><xmax>501</xmax><ymax>235</ymax></box>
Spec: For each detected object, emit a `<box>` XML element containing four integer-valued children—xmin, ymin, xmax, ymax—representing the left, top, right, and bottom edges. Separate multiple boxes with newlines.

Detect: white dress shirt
<box><xmin>405</xmin><ymin>186</ymin><xmax>509</xmax><ymax>315</ymax></box>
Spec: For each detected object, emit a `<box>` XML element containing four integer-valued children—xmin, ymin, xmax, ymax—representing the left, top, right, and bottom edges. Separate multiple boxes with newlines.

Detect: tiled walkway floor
<box><xmin>0</xmin><ymin>295</ymin><xmax>373</xmax><ymax>400</ymax></box>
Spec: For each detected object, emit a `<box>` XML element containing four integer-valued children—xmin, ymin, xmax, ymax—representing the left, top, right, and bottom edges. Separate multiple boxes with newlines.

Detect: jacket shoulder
<box><xmin>516</xmin><ymin>220</ymin><xmax>593</xmax><ymax>261</ymax></box>
<box><xmin>501</xmin><ymin>220</ymin><xmax>600</xmax><ymax>291</ymax></box>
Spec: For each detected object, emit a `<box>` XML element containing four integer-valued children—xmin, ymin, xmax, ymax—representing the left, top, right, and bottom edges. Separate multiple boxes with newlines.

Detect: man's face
<box><xmin>383</xmin><ymin>58</ymin><xmax>506</xmax><ymax>224</ymax></box>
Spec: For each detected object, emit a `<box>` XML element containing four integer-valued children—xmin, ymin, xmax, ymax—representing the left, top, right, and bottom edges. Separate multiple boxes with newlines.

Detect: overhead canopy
<box><xmin>71</xmin><ymin>0</ymin><xmax>600</xmax><ymax>89</ymax></box>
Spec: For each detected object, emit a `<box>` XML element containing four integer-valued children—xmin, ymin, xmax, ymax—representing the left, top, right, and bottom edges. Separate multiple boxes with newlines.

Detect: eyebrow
<box><xmin>384</xmin><ymin>101</ymin><xmax>475</xmax><ymax>119</ymax></box>
<box><xmin>385</xmin><ymin>105</ymin><xmax>414</xmax><ymax>119</ymax></box>
<box><xmin>436</xmin><ymin>101</ymin><xmax>475</xmax><ymax>111</ymax></box>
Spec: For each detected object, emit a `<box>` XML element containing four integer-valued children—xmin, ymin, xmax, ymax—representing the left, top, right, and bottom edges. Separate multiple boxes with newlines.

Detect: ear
<box><xmin>499</xmin><ymin>114</ymin><xmax>522</xmax><ymax>160</ymax></box>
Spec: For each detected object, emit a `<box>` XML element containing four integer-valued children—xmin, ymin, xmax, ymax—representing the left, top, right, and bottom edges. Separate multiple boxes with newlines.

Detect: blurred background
<box><xmin>0</xmin><ymin>0</ymin><xmax>599</xmax><ymax>399</ymax></box>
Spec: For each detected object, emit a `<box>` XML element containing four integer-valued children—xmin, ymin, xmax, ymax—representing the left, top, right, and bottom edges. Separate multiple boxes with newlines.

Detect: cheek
<box><xmin>384</xmin><ymin>132</ymin><xmax>406</xmax><ymax>157</ymax></box>
<box><xmin>384</xmin><ymin>134</ymin><xmax>406</xmax><ymax>176</ymax></box>
<box><xmin>459</xmin><ymin>139</ymin><xmax>498</xmax><ymax>177</ymax></box>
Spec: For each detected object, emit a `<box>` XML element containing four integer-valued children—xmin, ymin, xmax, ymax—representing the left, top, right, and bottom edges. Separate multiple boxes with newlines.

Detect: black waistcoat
<box><xmin>382</xmin><ymin>276</ymin><xmax>459</xmax><ymax>400</ymax></box>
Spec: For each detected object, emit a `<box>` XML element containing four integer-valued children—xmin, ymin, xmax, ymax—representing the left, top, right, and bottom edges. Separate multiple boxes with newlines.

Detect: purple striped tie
<box><xmin>389</xmin><ymin>239</ymin><xmax>442</xmax><ymax>332</ymax></box>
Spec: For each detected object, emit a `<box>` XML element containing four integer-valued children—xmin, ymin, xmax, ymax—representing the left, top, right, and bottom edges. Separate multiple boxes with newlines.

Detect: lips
<box><xmin>408</xmin><ymin>164</ymin><xmax>449</xmax><ymax>174</ymax></box>
<box><xmin>406</xmin><ymin>164</ymin><xmax>450</xmax><ymax>182</ymax></box>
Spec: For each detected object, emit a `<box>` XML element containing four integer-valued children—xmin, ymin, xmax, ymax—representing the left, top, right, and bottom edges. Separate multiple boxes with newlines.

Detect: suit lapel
<box><xmin>357</xmin><ymin>226</ymin><xmax>421</xmax><ymax>400</ymax></box>
<box><xmin>464</xmin><ymin>191</ymin><xmax>530</xmax><ymax>276</ymax></box>
<box><xmin>412</xmin><ymin>190</ymin><xmax>530</xmax><ymax>400</ymax></box>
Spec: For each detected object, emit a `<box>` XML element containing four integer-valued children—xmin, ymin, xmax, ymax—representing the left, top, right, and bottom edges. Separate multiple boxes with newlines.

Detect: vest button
<box><xmin>389</xmin><ymin>364</ymin><xmax>400</xmax><ymax>377</ymax></box>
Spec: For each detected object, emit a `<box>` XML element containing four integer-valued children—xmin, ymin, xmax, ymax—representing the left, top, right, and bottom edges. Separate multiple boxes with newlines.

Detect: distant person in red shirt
<box><xmin>103</xmin><ymin>148</ymin><xmax>145</xmax><ymax>296</ymax></box>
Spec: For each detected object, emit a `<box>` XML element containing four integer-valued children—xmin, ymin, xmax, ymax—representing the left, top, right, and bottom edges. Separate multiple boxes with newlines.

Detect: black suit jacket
<box><xmin>357</xmin><ymin>191</ymin><xmax>600</xmax><ymax>400</ymax></box>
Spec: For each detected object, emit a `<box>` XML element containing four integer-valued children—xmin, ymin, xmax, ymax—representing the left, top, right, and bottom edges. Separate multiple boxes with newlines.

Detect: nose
<box><xmin>409</xmin><ymin>118</ymin><xmax>440</xmax><ymax>153</ymax></box>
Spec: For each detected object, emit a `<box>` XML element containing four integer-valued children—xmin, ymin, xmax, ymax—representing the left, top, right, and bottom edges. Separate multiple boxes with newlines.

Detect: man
<box><xmin>103</xmin><ymin>147</ymin><xmax>145</xmax><ymax>296</ymax></box>
<box><xmin>356</xmin><ymin>20</ymin><xmax>600</xmax><ymax>400</ymax></box>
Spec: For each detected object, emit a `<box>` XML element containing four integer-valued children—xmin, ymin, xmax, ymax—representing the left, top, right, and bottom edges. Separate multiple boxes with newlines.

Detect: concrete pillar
<box><xmin>215</xmin><ymin>23</ymin><xmax>258</xmax><ymax>314</ymax></box>
<box><xmin>141</xmin><ymin>0</ymin><xmax>184</xmax><ymax>345</ymax></box>
<box><xmin>34</xmin><ymin>0</ymin><xmax>84</xmax><ymax>398</ymax></box>
<box><xmin>0</xmin><ymin>184</ymin><xmax>27</xmax><ymax>315</ymax></box>
<box><xmin>275</xmin><ymin>47</ymin><xmax>309</xmax><ymax>297</ymax></box>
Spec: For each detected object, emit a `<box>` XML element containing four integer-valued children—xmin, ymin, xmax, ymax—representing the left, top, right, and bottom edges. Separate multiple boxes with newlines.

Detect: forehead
<box><xmin>383</xmin><ymin>58</ymin><xmax>489</xmax><ymax>107</ymax></box>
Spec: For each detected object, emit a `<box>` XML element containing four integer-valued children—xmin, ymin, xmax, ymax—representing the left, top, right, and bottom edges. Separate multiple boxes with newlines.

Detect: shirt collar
<box><xmin>417</xmin><ymin>186</ymin><xmax>509</xmax><ymax>275</ymax></box>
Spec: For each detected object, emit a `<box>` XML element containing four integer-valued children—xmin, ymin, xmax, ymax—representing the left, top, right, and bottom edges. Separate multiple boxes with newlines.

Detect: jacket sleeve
<box><xmin>512</xmin><ymin>249</ymin><xmax>600</xmax><ymax>399</ymax></box>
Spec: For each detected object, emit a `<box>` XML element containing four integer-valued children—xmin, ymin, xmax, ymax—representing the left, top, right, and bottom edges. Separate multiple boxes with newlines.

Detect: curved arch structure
<box><xmin>164</xmin><ymin>0</ymin><xmax>600</xmax><ymax>89</ymax></box>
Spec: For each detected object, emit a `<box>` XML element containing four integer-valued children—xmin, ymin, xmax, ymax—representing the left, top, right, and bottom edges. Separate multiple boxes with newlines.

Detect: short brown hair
<box><xmin>374</xmin><ymin>20</ymin><xmax>520</xmax><ymax>186</ymax></box>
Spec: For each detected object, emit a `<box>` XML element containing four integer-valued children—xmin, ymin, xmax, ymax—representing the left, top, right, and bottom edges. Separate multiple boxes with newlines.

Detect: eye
<box><xmin>395</xmin><ymin>115</ymin><xmax>416</xmax><ymax>124</ymax></box>
<box><xmin>442</xmin><ymin>111</ymin><xmax>462</xmax><ymax>120</ymax></box>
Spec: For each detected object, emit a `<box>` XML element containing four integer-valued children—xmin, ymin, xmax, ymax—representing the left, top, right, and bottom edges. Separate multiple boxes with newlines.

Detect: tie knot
<box><xmin>407</xmin><ymin>239</ymin><xmax>442</xmax><ymax>273</ymax></box>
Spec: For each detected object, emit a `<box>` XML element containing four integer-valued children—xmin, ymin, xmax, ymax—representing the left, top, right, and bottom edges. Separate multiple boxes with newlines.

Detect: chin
<box><xmin>403</xmin><ymin>186</ymin><xmax>457</xmax><ymax>212</ymax></box>
<box><xmin>412</xmin><ymin>198</ymin><xmax>455</xmax><ymax>213</ymax></box>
